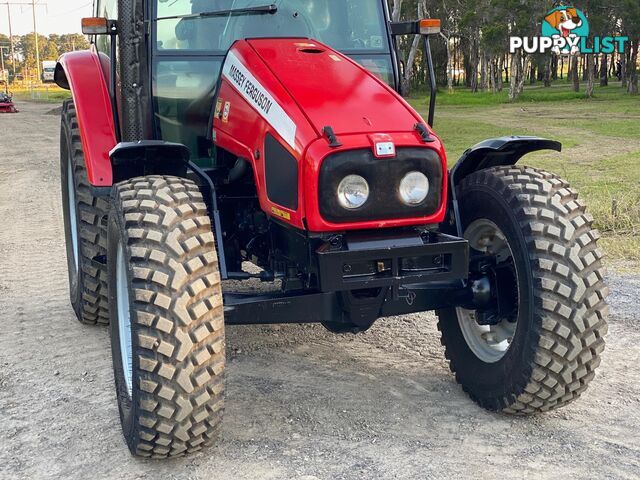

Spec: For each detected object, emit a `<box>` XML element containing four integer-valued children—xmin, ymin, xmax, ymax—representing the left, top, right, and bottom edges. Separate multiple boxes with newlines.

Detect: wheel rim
<box><xmin>67</xmin><ymin>156</ymin><xmax>79</xmax><ymax>272</ymax></box>
<box><xmin>116</xmin><ymin>242</ymin><xmax>133</xmax><ymax>396</ymax></box>
<box><xmin>457</xmin><ymin>219</ymin><xmax>519</xmax><ymax>363</ymax></box>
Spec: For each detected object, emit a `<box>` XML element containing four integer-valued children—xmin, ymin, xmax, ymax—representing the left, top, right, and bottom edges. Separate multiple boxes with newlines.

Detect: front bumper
<box><xmin>316</xmin><ymin>230</ymin><xmax>468</xmax><ymax>292</ymax></box>
<box><xmin>223</xmin><ymin>229</ymin><xmax>470</xmax><ymax>327</ymax></box>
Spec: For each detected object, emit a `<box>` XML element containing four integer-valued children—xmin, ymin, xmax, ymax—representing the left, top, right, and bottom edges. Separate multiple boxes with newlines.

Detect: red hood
<box><xmin>246</xmin><ymin>38</ymin><xmax>424</xmax><ymax>136</ymax></box>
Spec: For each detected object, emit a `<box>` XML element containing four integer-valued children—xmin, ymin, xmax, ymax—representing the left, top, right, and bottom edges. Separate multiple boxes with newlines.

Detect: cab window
<box><xmin>155</xmin><ymin>0</ymin><xmax>389</xmax><ymax>54</ymax></box>
<box><xmin>95</xmin><ymin>0</ymin><xmax>118</xmax><ymax>54</ymax></box>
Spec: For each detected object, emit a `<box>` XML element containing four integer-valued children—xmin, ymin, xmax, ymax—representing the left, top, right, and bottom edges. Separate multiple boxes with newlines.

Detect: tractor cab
<box><xmin>152</xmin><ymin>0</ymin><xmax>399</xmax><ymax>166</ymax></box>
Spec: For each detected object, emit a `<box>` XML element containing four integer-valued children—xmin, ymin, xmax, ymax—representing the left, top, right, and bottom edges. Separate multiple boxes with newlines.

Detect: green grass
<box><xmin>532</xmin><ymin>151</ymin><xmax>640</xmax><ymax>236</ymax></box>
<box><xmin>12</xmin><ymin>87</ymin><xmax>71</xmax><ymax>103</ymax></box>
<box><xmin>414</xmin><ymin>81</ymin><xmax>636</xmax><ymax>106</ymax></box>
<box><xmin>427</xmin><ymin>87</ymin><xmax>586</xmax><ymax>106</ymax></box>
<box><xmin>410</xmin><ymin>82</ymin><xmax>640</xmax><ymax>267</ymax></box>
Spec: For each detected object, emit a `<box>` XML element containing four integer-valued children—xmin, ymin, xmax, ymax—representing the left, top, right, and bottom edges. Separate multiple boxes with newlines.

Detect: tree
<box><xmin>612</xmin><ymin>0</ymin><xmax>640</xmax><ymax>94</ymax></box>
<box><xmin>55</xmin><ymin>34</ymin><xmax>90</xmax><ymax>54</ymax></box>
<box><xmin>391</xmin><ymin>0</ymin><xmax>427</xmax><ymax>95</ymax></box>
<box><xmin>17</xmin><ymin>33</ymin><xmax>49</xmax><ymax>72</ymax></box>
<box><xmin>42</xmin><ymin>41</ymin><xmax>59</xmax><ymax>61</ymax></box>
<box><xmin>0</xmin><ymin>33</ymin><xmax>10</xmax><ymax>67</ymax></box>
<box><xmin>383</xmin><ymin>0</ymin><xmax>636</xmax><ymax>96</ymax></box>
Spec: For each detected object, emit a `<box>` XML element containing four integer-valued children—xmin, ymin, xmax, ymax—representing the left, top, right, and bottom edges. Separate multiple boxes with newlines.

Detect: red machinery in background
<box><xmin>0</xmin><ymin>89</ymin><xmax>18</xmax><ymax>113</ymax></box>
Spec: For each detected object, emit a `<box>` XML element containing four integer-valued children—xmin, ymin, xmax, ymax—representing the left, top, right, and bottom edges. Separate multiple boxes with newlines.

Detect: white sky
<box><xmin>0</xmin><ymin>0</ymin><xmax>93</xmax><ymax>37</ymax></box>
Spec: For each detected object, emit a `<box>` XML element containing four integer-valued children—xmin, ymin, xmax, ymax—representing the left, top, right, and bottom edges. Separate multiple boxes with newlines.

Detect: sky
<box><xmin>0</xmin><ymin>0</ymin><xmax>93</xmax><ymax>37</ymax></box>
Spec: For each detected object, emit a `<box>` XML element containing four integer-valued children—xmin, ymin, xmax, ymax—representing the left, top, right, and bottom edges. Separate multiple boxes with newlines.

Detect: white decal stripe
<box><xmin>222</xmin><ymin>50</ymin><xmax>297</xmax><ymax>150</ymax></box>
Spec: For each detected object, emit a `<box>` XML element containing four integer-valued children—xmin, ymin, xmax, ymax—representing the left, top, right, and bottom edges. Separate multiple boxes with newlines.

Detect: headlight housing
<box><xmin>399</xmin><ymin>171</ymin><xmax>429</xmax><ymax>205</ymax></box>
<box><xmin>318</xmin><ymin>147</ymin><xmax>443</xmax><ymax>224</ymax></box>
<box><xmin>337</xmin><ymin>175</ymin><xmax>370</xmax><ymax>209</ymax></box>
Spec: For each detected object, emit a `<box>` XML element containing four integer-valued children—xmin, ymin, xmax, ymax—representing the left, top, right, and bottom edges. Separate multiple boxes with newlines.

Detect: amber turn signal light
<box><xmin>82</xmin><ymin>17</ymin><xmax>110</xmax><ymax>35</ymax></box>
<box><xmin>419</xmin><ymin>19</ymin><xmax>441</xmax><ymax>35</ymax></box>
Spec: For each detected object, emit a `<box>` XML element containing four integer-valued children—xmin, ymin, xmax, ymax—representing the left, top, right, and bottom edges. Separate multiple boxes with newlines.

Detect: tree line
<box><xmin>0</xmin><ymin>33</ymin><xmax>90</xmax><ymax>82</ymax></box>
<box><xmin>390</xmin><ymin>0</ymin><xmax>640</xmax><ymax>98</ymax></box>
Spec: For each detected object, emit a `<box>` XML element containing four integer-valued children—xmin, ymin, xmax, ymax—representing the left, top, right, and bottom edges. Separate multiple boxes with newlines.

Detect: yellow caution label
<box><xmin>271</xmin><ymin>206</ymin><xmax>291</xmax><ymax>221</ymax></box>
<box><xmin>214</xmin><ymin>98</ymin><xmax>223</xmax><ymax>118</ymax></box>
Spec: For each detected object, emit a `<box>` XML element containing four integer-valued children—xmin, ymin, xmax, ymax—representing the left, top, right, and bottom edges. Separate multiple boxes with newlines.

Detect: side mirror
<box><xmin>82</xmin><ymin>17</ymin><xmax>115</xmax><ymax>35</ymax></box>
<box><xmin>389</xmin><ymin>18</ymin><xmax>441</xmax><ymax>128</ymax></box>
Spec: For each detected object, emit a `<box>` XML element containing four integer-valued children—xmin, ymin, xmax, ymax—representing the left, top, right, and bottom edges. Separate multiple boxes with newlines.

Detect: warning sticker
<box><xmin>271</xmin><ymin>206</ymin><xmax>291</xmax><ymax>221</ymax></box>
<box><xmin>222</xmin><ymin>101</ymin><xmax>231</xmax><ymax>123</ymax></box>
<box><xmin>222</xmin><ymin>50</ymin><xmax>297</xmax><ymax>150</ymax></box>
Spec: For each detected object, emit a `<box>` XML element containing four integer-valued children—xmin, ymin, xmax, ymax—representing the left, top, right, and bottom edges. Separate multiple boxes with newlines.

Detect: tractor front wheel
<box><xmin>437</xmin><ymin>166</ymin><xmax>608</xmax><ymax>414</ymax></box>
<box><xmin>108</xmin><ymin>176</ymin><xmax>225</xmax><ymax>457</ymax></box>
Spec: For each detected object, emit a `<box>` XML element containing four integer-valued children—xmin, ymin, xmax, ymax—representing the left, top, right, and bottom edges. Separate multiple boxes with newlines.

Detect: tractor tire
<box><xmin>107</xmin><ymin>175</ymin><xmax>225</xmax><ymax>458</ymax></box>
<box><xmin>437</xmin><ymin>166</ymin><xmax>608</xmax><ymax>414</ymax></box>
<box><xmin>60</xmin><ymin>99</ymin><xmax>109</xmax><ymax>325</ymax></box>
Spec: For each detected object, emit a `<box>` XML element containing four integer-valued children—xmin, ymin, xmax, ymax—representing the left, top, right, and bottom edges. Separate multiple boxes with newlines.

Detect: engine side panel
<box><xmin>213</xmin><ymin>41</ymin><xmax>318</xmax><ymax>229</ymax></box>
<box><xmin>56</xmin><ymin>48</ymin><xmax>116</xmax><ymax>186</ymax></box>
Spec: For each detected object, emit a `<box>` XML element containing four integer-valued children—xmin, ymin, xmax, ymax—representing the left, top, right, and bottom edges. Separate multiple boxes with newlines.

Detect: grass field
<box><xmin>11</xmin><ymin>85</ymin><xmax>71</xmax><ymax>103</ymax></box>
<box><xmin>410</xmin><ymin>82</ymin><xmax>640</xmax><ymax>268</ymax></box>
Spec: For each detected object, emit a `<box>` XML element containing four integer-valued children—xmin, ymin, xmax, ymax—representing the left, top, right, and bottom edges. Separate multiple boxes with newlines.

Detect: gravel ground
<box><xmin>1</xmin><ymin>101</ymin><xmax>639</xmax><ymax>480</ymax></box>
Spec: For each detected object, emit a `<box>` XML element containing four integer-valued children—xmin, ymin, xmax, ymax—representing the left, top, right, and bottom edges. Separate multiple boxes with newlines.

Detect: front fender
<box><xmin>447</xmin><ymin>136</ymin><xmax>562</xmax><ymax>236</ymax></box>
<box><xmin>450</xmin><ymin>136</ymin><xmax>562</xmax><ymax>187</ymax></box>
<box><xmin>56</xmin><ymin>48</ymin><xmax>117</xmax><ymax>187</ymax></box>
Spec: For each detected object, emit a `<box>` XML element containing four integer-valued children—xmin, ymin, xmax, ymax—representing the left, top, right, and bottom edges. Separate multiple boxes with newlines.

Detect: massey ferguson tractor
<box><xmin>55</xmin><ymin>0</ymin><xmax>608</xmax><ymax>458</ymax></box>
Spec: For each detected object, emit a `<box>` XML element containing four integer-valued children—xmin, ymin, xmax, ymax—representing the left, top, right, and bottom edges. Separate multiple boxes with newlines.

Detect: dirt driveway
<box><xmin>1</xmin><ymin>101</ymin><xmax>639</xmax><ymax>480</ymax></box>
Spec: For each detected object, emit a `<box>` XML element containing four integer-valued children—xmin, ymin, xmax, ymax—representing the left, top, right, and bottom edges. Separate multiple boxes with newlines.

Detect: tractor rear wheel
<box><xmin>60</xmin><ymin>99</ymin><xmax>109</xmax><ymax>325</ymax></box>
<box><xmin>108</xmin><ymin>175</ymin><xmax>225</xmax><ymax>457</ymax></box>
<box><xmin>437</xmin><ymin>166</ymin><xmax>608</xmax><ymax>414</ymax></box>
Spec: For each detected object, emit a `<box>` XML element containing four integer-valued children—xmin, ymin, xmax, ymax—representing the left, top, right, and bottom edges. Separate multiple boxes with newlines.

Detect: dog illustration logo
<box><xmin>542</xmin><ymin>7</ymin><xmax>589</xmax><ymax>54</ymax></box>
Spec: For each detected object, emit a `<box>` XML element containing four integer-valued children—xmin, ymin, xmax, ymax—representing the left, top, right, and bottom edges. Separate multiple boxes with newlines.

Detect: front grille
<box><xmin>318</xmin><ymin>147</ymin><xmax>443</xmax><ymax>223</ymax></box>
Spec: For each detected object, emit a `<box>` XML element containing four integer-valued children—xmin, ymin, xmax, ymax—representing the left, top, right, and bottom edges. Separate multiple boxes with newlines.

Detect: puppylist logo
<box><xmin>510</xmin><ymin>6</ymin><xmax>629</xmax><ymax>55</ymax></box>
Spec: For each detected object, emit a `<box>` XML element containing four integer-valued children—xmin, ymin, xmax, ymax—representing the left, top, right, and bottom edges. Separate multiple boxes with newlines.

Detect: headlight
<box><xmin>399</xmin><ymin>171</ymin><xmax>429</xmax><ymax>205</ymax></box>
<box><xmin>337</xmin><ymin>175</ymin><xmax>370</xmax><ymax>209</ymax></box>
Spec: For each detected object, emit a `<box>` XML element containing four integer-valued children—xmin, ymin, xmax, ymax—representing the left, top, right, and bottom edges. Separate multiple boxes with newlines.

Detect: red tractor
<box><xmin>56</xmin><ymin>0</ymin><xmax>608</xmax><ymax>458</ymax></box>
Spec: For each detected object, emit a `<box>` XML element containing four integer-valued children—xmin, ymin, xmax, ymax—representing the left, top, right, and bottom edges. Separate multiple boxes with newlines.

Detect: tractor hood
<box><xmin>245</xmin><ymin>38</ymin><xmax>423</xmax><ymax>137</ymax></box>
<box><xmin>213</xmin><ymin>38</ymin><xmax>447</xmax><ymax>232</ymax></box>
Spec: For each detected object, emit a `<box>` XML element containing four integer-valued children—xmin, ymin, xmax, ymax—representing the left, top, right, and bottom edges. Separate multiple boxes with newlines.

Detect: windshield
<box><xmin>155</xmin><ymin>0</ymin><xmax>389</xmax><ymax>53</ymax></box>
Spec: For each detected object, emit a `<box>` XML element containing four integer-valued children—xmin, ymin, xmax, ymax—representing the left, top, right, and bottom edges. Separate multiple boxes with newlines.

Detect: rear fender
<box><xmin>56</xmin><ymin>48</ymin><xmax>116</xmax><ymax>187</ymax></box>
<box><xmin>448</xmin><ymin>136</ymin><xmax>562</xmax><ymax>235</ymax></box>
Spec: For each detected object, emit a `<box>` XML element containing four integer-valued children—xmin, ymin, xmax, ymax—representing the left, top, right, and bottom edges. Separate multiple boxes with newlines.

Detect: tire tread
<box><xmin>63</xmin><ymin>99</ymin><xmax>109</xmax><ymax>325</ymax></box>
<box><xmin>438</xmin><ymin>165</ymin><xmax>608</xmax><ymax>414</ymax></box>
<box><xmin>112</xmin><ymin>175</ymin><xmax>224</xmax><ymax>458</ymax></box>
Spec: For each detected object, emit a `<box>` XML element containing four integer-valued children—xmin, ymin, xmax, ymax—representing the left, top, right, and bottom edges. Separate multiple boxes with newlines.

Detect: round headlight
<box><xmin>337</xmin><ymin>175</ymin><xmax>370</xmax><ymax>209</ymax></box>
<box><xmin>399</xmin><ymin>171</ymin><xmax>429</xmax><ymax>205</ymax></box>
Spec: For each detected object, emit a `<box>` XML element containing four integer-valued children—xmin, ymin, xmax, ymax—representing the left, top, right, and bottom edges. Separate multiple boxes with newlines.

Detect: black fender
<box><xmin>109</xmin><ymin>141</ymin><xmax>231</xmax><ymax>280</ymax></box>
<box><xmin>448</xmin><ymin>136</ymin><xmax>562</xmax><ymax>236</ymax></box>
<box><xmin>109</xmin><ymin>141</ymin><xmax>191</xmax><ymax>183</ymax></box>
